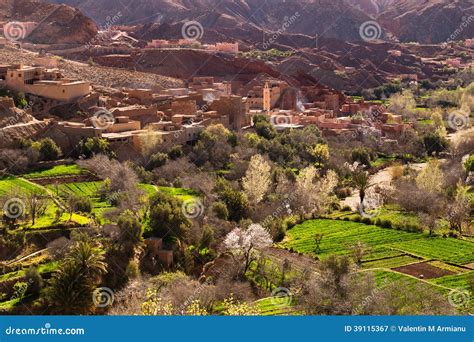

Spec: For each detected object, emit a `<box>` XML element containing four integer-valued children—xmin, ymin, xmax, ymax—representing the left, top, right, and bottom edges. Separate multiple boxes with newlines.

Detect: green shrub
<box><xmin>381</xmin><ymin>220</ymin><xmax>392</xmax><ymax>229</ymax></box>
<box><xmin>212</xmin><ymin>201</ymin><xmax>229</xmax><ymax>220</ymax></box>
<box><xmin>464</xmin><ymin>155</ymin><xmax>474</xmax><ymax>172</ymax></box>
<box><xmin>74</xmin><ymin>196</ymin><xmax>92</xmax><ymax>213</ymax></box>
<box><xmin>361</xmin><ymin>217</ymin><xmax>373</xmax><ymax>225</ymax></box>
<box><xmin>25</xmin><ymin>267</ymin><xmax>43</xmax><ymax>296</ymax></box>
<box><xmin>125</xmin><ymin>260</ymin><xmax>140</xmax><ymax>279</ymax></box>
<box><xmin>12</xmin><ymin>281</ymin><xmax>28</xmax><ymax>301</ymax></box>
<box><xmin>32</xmin><ymin>138</ymin><xmax>62</xmax><ymax>161</ymax></box>
<box><xmin>168</xmin><ymin>145</ymin><xmax>183</xmax><ymax>160</ymax></box>
<box><xmin>147</xmin><ymin>152</ymin><xmax>168</xmax><ymax>170</ymax></box>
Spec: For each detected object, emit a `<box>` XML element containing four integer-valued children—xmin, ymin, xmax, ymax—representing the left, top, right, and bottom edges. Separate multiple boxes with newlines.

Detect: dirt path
<box><xmin>4</xmin><ymin>248</ymin><xmax>47</xmax><ymax>266</ymax></box>
<box><xmin>342</xmin><ymin>163</ymin><xmax>426</xmax><ymax>211</ymax></box>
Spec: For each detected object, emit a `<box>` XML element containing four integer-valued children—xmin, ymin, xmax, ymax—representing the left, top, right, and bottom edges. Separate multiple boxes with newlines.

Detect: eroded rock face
<box><xmin>1</xmin><ymin>0</ymin><xmax>98</xmax><ymax>44</ymax></box>
<box><xmin>45</xmin><ymin>0</ymin><xmax>376</xmax><ymax>42</ymax></box>
<box><xmin>0</xmin><ymin>96</ymin><xmax>48</xmax><ymax>148</ymax></box>
<box><xmin>0</xmin><ymin>97</ymin><xmax>35</xmax><ymax>128</ymax></box>
<box><xmin>0</xmin><ymin>121</ymin><xmax>49</xmax><ymax>148</ymax></box>
<box><xmin>379</xmin><ymin>0</ymin><xmax>474</xmax><ymax>44</ymax></box>
<box><xmin>94</xmin><ymin>49</ymin><xmax>281</xmax><ymax>83</ymax></box>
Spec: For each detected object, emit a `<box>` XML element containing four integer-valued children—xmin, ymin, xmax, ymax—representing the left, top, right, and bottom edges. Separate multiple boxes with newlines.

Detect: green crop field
<box><xmin>279</xmin><ymin>219</ymin><xmax>474</xmax><ymax>266</ymax></box>
<box><xmin>254</xmin><ymin>297</ymin><xmax>299</xmax><ymax>316</ymax></box>
<box><xmin>430</xmin><ymin>271</ymin><xmax>474</xmax><ymax>291</ymax></box>
<box><xmin>46</xmin><ymin>181</ymin><xmax>102</xmax><ymax>197</ymax></box>
<box><xmin>279</xmin><ymin>220</ymin><xmax>423</xmax><ymax>258</ymax></box>
<box><xmin>371</xmin><ymin>270</ymin><xmax>445</xmax><ymax>293</ymax></box>
<box><xmin>390</xmin><ymin>238</ymin><xmax>474</xmax><ymax>265</ymax></box>
<box><xmin>22</xmin><ymin>164</ymin><xmax>84</xmax><ymax>179</ymax></box>
<box><xmin>0</xmin><ymin>177</ymin><xmax>46</xmax><ymax>196</ymax></box>
<box><xmin>158</xmin><ymin>186</ymin><xmax>200</xmax><ymax>201</ymax></box>
<box><xmin>362</xmin><ymin>255</ymin><xmax>420</xmax><ymax>269</ymax></box>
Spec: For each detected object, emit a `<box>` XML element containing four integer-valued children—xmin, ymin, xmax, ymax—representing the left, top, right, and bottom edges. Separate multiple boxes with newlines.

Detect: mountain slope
<box><xmin>44</xmin><ymin>0</ymin><xmax>375</xmax><ymax>42</ymax></box>
<box><xmin>1</xmin><ymin>0</ymin><xmax>97</xmax><ymax>44</ymax></box>
<box><xmin>45</xmin><ymin>0</ymin><xmax>473</xmax><ymax>44</ymax></box>
<box><xmin>378</xmin><ymin>0</ymin><xmax>474</xmax><ymax>43</ymax></box>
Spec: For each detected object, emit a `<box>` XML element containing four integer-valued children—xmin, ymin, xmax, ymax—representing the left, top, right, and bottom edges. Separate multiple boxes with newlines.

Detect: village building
<box><xmin>209</xmin><ymin>95</ymin><xmax>250</xmax><ymax>130</ymax></box>
<box><xmin>0</xmin><ymin>64</ymin><xmax>90</xmax><ymax>102</ymax></box>
<box><xmin>465</xmin><ymin>39</ymin><xmax>474</xmax><ymax>48</ymax></box>
<box><xmin>110</xmin><ymin>105</ymin><xmax>161</xmax><ymax>128</ymax></box>
<box><xmin>207</xmin><ymin>42</ymin><xmax>239</xmax><ymax>54</ymax></box>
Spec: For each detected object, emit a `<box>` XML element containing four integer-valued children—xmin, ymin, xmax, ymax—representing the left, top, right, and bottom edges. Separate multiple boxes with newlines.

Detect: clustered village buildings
<box><xmin>1</xmin><ymin>27</ymin><xmax>471</xmax><ymax>158</ymax></box>
<box><xmin>0</xmin><ymin>58</ymin><xmax>413</xmax><ymax>159</ymax></box>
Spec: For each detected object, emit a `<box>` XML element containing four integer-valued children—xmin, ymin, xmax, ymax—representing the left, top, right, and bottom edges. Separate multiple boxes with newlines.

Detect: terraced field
<box><xmin>0</xmin><ymin>177</ymin><xmax>46</xmax><ymax>196</ymax></box>
<box><xmin>158</xmin><ymin>186</ymin><xmax>200</xmax><ymax>201</ymax></box>
<box><xmin>430</xmin><ymin>271</ymin><xmax>474</xmax><ymax>291</ymax></box>
<box><xmin>22</xmin><ymin>165</ymin><xmax>84</xmax><ymax>179</ymax></box>
<box><xmin>46</xmin><ymin>181</ymin><xmax>102</xmax><ymax>197</ymax></box>
<box><xmin>280</xmin><ymin>219</ymin><xmax>474</xmax><ymax>265</ymax></box>
<box><xmin>279</xmin><ymin>220</ymin><xmax>423</xmax><ymax>259</ymax></box>
<box><xmin>390</xmin><ymin>238</ymin><xmax>474</xmax><ymax>265</ymax></box>
<box><xmin>279</xmin><ymin>218</ymin><xmax>474</xmax><ymax>311</ymax></box>
<box><xmin>254</xmin><ymin>297</ymin><xmax>300</xmax><ymax>316</ymax></box>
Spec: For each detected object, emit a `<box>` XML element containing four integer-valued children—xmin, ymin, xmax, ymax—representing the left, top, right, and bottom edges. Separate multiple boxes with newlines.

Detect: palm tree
<box><xmin>47</xmin><ymin>239</ymin><xmax>107</xmax><ymax>314</ymax></box>
<box><xmin>352</xmin><ymin>169</ymin><xmax>374</xmax><ymax>213</ymax></box>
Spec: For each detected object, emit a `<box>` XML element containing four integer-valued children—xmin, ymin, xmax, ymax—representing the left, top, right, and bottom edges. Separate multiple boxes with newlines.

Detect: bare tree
<box><xmin>446</xmin><ymin>183</ymin><xmax>470</xmax><ymax>234</ymax></box>
<box><xmin>419</xmin><ymin>213</ymin><xmax>439</xmax><ymax>236</ymax></box>
<box><xmin>294</xmin><ymin>166</ymin><xmax>338</xmax><ymax>218</ymax></box>
<box><xmin>242</xmin><ymin>154</ymin><xmax>271</xmax><ymax>206</ymax></box>
<box><xmin>24</xmin><ymin>192</ymin><xmax>49</xmax><ymax>226</ymax></box>
<box><xmin>350</xmin><ymin>241</ymin><xmax>369</xmax><ymax>265</ymax></box>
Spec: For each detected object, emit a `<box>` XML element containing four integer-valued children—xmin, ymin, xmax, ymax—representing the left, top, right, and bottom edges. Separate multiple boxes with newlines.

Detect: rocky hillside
<box><xmin>46</xmin><ymin>0</ymin><xmax>473</xmax><ymax>44</ymax></box>
<box><xmin>1</xmin><ymin>0</ymin><xmax>97</xmax><ymax>44</ymax></box>
<box><xmin>0</xmin><ymin>46</ymin><xmax>184</xmax><ymax>89</ymax></box>
<box><xmin>378</xmin><ymin>0</ymin><xmax>474</xmax><ymax>44</ymax></box>
<box><xmin>45</xmin><ymin>0</ymin><xmax>376</xmax><ymax>42</ymax></box>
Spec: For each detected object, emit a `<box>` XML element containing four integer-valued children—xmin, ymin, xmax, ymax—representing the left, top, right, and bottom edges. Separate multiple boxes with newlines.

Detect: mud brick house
<box><xmin>210</xmin><ymin>95</ymin><xmax>250</xmax><ymax>130</ymax></box>
<box><xmin>144</xmin><ymin>238</ymin><xmax>174</xmax><ymax>268</ymax></box>
<box><xmin>0</xmin><ymin>64</ymin><xmax>90</xmax><ymax>102</ymax></box>
<box><xmin>171</xmin><ymin>97</ymin><xmax>197</xmax><ymax>116</ymax></box>
<box><xmin>110</xmin><ymin>105</ymin><xmax>160</xmax><ymax>128</ymax></box>
<box><xmin>39</xmin><ymin>121</ymin><xmax>102</xmax><ymax>153</ymax></box>
<box><xmin>127</xmin><ymin>89</ymin><xmax>154</xmax><ymax>104</ymax></box>
<box><xmin>207</xmin><ymin>42</ymin><xmax>239</xmax><ymax>54</ymax></box>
